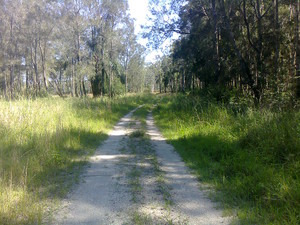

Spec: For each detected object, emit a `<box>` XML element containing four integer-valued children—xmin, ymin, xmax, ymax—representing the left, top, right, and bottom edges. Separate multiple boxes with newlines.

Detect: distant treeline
<box><xmin>0</xmin><ymin>0</ymin><xmax>148</xmax><ymax>99</ymax></box>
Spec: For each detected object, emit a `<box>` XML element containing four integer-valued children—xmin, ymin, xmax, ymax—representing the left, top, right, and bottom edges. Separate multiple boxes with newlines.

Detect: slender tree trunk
<box><xmin>192</xmin><ymin>73</ymin><xmax>195</xmax><ymax>90</ymax></box>
<box><xmin>274</xmin><ymin>0</ymin><xmax>280</xmax><ymax>80</ymax></box>
<box><xmin>289</xmin><ymin>1</ymin><xmax>295</xmax><ymax>88</ymax></box>
<box><xmin>101</xmin><ymin>38</ymin><xmax>105</xmax><ymax>96</ymax></box>
<box><xmin>75</xmin><ymin>81</ymin><xmax>79</xmax><ymax>97</ymax></box>
<box><xmin>25</xmin><ymin>53</ymin><xmax>29</xmax><ymax>91</ymax></box>
<box><xmin>125</xmin><ymin>71</ymin><xmax>128</xmax><ymax>94</ymax></box>
<box><xmin>296</xmin><ymin>0</ymin><xmax>300</xmax><ymax>97</ymax></box>
<box><xmin>109</xmin><ymin>40</ymin><xmax>113</xmax><ymax>97</ymax></box>
<box><xmin>91</xmin><ymin>55</ymin><xmax>101</xmax><ymax>97</ymax></box>
<box><xmin>71</xmin><ymin>58</ymin><xmax>75</xmax><ymax>97</ymax></box>
<box><xmin>79</xmin><ymin>81</ymin><xmax>83</xmax><ymax>97</ymax></box>
<box><xmin>32</xmin><ymin>40</ymin><xmax>40</xmax><ymax>94</ymax></box>
<box><xmin>255</xmin><ymin>0</ymin><xmax>263</xmax><ymax>102</ymax></box>
<box><xmin>18</xmin><ymin>65</ymin><xmax>22</xmax><ymax>94</ymax></box>
<box><xmin>224</xmin><ymin>0</ymin><xmax>259</xmax><ymax>104</ymax></box>
<box><xmin>82</xmin><ymin>79</ymin><xmax>87</xmax><ymax>96</ymax></box>
<box><xmin>9</xmin><ymin>17</ymin><xmax>14</xmax><ymax>99</ymax></box>
<box><xmin>159</xmin><ymin>72</ymin><xmax>162</xmax><ymax>93</ymax></box>
<box><xmin>9</xmin><ymin>65</ymin><xmax>14</xmax><ymax>99</ymax></box>
<box><xmin>3</xmin><ymin>73</ymin><xmax>7</xmax><ymax>99</ymax></box>
<box><xmin>39</xmin><ymin>39</ymin><xmax>48</xmax><ymax>91</ymax></box>
<box><xmin>212</xmin><ymin>0</ymin><xmax>220</xmax><ymax>83</ymax></box>
<box><xmin>181</xmin><ymin>69</ymin><xmax>185</xmax><ymax>93</ymax></box>
<box><xmin>110</xmin><ymin>68</ymin><xmax>113</xmax><ymax>97</ymax></box>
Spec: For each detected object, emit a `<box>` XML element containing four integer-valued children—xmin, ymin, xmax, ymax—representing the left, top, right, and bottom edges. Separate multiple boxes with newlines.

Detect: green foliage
<box><xmin>153</xmin><ymin>94</ymin><xmax>300</xmax><ymax>224</ymax></box>
<box><xmin>0</xmin><ymin>95</ymin><xmax>143</xmax><ymax>224</ymax></box>
<box><xmin>112</xmin><ymin>77</ymin><xmax>126</xmax><ymax>96</ymax></box>
<box><xmin>148</xmin><ymin>0</ymin><xmax>300</xmax><ymax>104</ymax></box>
<box><xmin>129</xmin><ymin>130</ymin><xmax>146</xmax><ymax>139</ymax></box>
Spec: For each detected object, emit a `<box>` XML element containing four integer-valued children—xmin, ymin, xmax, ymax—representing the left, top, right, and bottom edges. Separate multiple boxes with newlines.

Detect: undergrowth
<box><xmin>153</xmin><ymin>94</ymin><xmax>300</xmax><ymax>224</ymax></box>
<box><xmin>0</xmin><ymin>95</ymin><xmax>145</xmax><ymax>224</ymax></box>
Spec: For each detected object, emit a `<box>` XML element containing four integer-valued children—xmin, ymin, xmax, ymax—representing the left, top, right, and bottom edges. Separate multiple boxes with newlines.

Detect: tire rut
<box><xmin>52</xmin><ymin>107</ymin><xmax>231</xmax><ymax>225</ymax></box>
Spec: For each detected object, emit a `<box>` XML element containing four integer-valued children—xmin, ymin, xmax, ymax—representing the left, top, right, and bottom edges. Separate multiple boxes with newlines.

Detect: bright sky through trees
<box><xmin>128</xmin><ymin>0</ymin><xmax>163</xmax><ymax>62</ymax></box>
<box><xmin>128</xmin><ymin>0</ymin><xmax>148</xmax><ymax>36</ymax></box>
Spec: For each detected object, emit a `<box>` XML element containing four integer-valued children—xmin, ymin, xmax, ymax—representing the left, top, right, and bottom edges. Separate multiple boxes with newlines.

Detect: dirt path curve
<box><xmin>53</xmin><ymin>107</ymin><xmax>231</xmax><ymax>225</ymax></box>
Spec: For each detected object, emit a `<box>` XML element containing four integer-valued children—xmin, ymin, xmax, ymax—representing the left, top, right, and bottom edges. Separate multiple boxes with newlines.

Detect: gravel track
<box><xmin>53</xmin><ymin>107</ymin><xmax>231</xmax><ymax>225</ymax></box>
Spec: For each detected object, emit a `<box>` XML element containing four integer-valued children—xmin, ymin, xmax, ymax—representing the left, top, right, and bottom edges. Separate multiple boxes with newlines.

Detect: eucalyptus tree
<box><xmin>127</xmin><ymin>44</ymin><xmax>146</xmax><ymax>92</ymax></box>
<box><xmin>0</xmin><ymin>0</ymin><xmax>25</xmax><ymax>98</ymax></box>
<box><xmin>119</xmin><ymin>18</ymin><xmax>146</xmax><ymax>93</ymax></box>
<box><xmin>146</xmin><ymin>0</ymin><xmax>300</xmax><ymax>105</ymax></box>
<box><xmin>119</xmin><ymin>17</ymin><xmax>136</xmax><ymax>93</ymax></box>
<box><xmin>144</xmin><ymin>63</ymin><xmax>156</xmax><ymax>92</ymax></box>
<box><xmin>0</xmin><ymin>0</ymin><xmax>58</xmax><ymax>97</ymax></box>
<box><xmin>0</xmin><ymin>0</ymin><xmax>145</xmax><ymax>98</ymax></box>
<box><xmin>59</xmin><ymin>0</ymin><xmax>89</xmax><ymax>97</ymax></box>
<box><xmin>87</xmin><ymin>0</ymin><xmax>131</xmax><ymax>97</ymax></box>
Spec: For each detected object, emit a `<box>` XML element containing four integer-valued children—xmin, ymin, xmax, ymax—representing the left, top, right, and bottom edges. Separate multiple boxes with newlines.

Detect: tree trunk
<box><xmin>223</xmin><ymin>0</ymin><xmax>259</xmax><ymax>104</ymax></box>
<box><xmin>255</xmin><ymin>0</ymin><xmax>263</xmax><ymax>102</ymax></box>
<box><xmin>9</xmin><ymin>65</ymin><xmax>14</xmax><ymax>99</ymax></box>
<box><xmin>82</xmin><ymin>79</ymin><xmax>87</xmax><ymax>96</ymax></box>
<box><xmin>3</xmin><ymin>73</ymin><xmax>7</xmax><ymax>99</ymax></box>
<box><xmin>159</xmin><ymin>73</ymin><xmax>162</xmax><ymax>93</ymax></box>
<box><xmin>192</xmin><ymin>73</ymin><xmax>195</xmax><ymax>90</ymax></box>
<box><xmin>295</xmin><ymin>0</ymin><xmax>300</xmax><ymax>98</ymax></box>
<box><xmin>211</xmin><ymin>0</ymin><xmax>220</xmax><ymax>83</ymax></box>
<box><xmin>101</xmin><ymin>39</ymin><xmax>105</xmax><ymax>96</ymax></box>
<box><xmin>91</xmin><ymin>56</ymin><xmax>101</xmax><ymax>97</ymax></box>
<box><xmin>181</xmin><ymin>69</ymin><xmax>185</xmax><ymax>93</ymax></box>
<box><xmin>109</xmin><ymin>41</ymin><xmax>113</xmax><ymax>97</ymax></box>
<box><xmin>274</xmin><ymin>0</ymin><xmax>280</xmax><ymax>80</ymax></box>
<box><xmin>39</xmin><ymin>39</ymin><xmax>48</xmax><ymax>91</ymax></box>
<box><xmin>125</xmin><ymin>71</ymin><xmax>128</xmax><ymax>94</ymax></box>
<box><xmin>32</xmin><ymin>40</ymin><xmax>40</xmax><ymax>94</ymax></box>
<box><xmin>71</xmin><ymin>58</ymin><xmax>75</xmax><ymax>97</ymax></box>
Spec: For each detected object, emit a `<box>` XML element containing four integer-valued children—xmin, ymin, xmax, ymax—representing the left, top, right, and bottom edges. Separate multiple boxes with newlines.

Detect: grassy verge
<box><xmin>153</xmin><ymin>94</ymin><xmax>300</xmax><ymax>225</ymax></box>
<box><xmin>0</xmin><ymin>94</ymin><xmax>146</xmax><ymax>224</ymax></box>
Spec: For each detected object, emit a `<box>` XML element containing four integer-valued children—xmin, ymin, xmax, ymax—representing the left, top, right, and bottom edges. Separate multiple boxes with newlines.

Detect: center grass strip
<box><xmin>126</xmin><ymin>105</ymin><xmax>176</xmax><ymax>224</ymax></box>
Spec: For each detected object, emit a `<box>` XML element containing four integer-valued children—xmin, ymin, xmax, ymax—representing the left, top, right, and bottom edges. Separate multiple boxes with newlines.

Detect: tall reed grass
<box><xmin>153</xmin><ymin>94</ymin><xmax>300</xmax><ymax>224</ymax></box>
<box><xmin>0</xmin><ymin>95</ymin><xmax>142</xmax><ymax>224</ymax></box>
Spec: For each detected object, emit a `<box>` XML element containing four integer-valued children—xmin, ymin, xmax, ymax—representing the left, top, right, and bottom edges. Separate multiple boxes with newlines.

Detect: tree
<box><xmin>0</xmin><ymin>0</ymin><xmax>145</xmax><ymax>98</ymax></box>
<box><xmin>146</xmin><ymin>0</ymin><xmax>300</xmax><ymax>105</ymax></box>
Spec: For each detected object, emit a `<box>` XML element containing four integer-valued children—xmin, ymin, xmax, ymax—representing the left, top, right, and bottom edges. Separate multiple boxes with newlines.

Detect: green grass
<box><xmin>132</xmin><ymin>104</ymin><xmax>152</xmax><ymax>129</ymax></box>
<box><xmin>0</xmin><ymin>95</ymin><xmax>145</xmax><ymax>224</ymax></box>
<box><xmin>153</xmin><ymin>94</ymin><xmax>300</xmax><ymax>225</ymax></box>
<box><xmin>128</xmin><ymin>165</ymin><xmax>142</xmax><ymax>203</ymax></box>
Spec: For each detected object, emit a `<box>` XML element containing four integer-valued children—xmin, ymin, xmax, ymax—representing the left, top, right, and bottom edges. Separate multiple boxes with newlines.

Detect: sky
<box><xmin>128</xmin><ymin>0</ymin><xmax>148</xmax><ymax>38</ymax></box>
<box><xmin>128</xmin><ymin>0</ymin><xmax>163</xmax><ymax>63</ymax></box>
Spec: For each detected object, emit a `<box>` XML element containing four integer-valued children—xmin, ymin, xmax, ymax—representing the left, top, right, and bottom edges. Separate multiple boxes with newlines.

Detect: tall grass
<box><xmin>0</xmin><ymin>95</ymin><xmax>143</xmax><ymax>224</ymax></box>
<box><xmin>153</xmin><ymin>94</ymin><xmax>300</xmax><ymax>224</ymax></box>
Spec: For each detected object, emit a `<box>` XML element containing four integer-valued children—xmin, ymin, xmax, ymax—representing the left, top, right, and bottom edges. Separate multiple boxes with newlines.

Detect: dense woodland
<box><xmin>1</xmin><ymin>0</ymin><xmax>299</xmax><ymax>108</ymax></box>
<box><xmin>0</xmin><ymin>0</ymin><xmax>150</xmax><ymax>99</ymax></box>
<box><xmin>147</xmin><ymin>0</ymin><xmax>299</xmax><ymax>107</ymax></box>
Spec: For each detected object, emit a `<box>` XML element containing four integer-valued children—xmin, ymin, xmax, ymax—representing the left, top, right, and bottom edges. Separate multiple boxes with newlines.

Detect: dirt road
<box><xmin>53</xmin><ymin>107</ymin><xmax>231</xmax><ymax>224</ymax></box>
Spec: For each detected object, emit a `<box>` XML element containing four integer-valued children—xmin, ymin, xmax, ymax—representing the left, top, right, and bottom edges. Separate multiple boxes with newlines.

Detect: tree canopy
<box><xmin>0</xmin><ymin>0</ymin><xmax>146</xmax><ymax>99</ymax></box>
<box><xmin>146</xmin><ymin>0</ymin><xmax>299</xmax><ymax>107</ymax></box>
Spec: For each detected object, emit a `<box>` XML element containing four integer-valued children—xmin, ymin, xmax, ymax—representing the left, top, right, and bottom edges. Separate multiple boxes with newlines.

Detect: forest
<box><xmin>0</xmin><ymin>0</ymin><xmax>299</xmax><ymax>224</ymax></box>
<box><xmin>0</xmin><ymin>0</ymin><xmax>149</xmax><ymax>99</ymax></box>
<box><xmin>0</xmin><ymin>0</ymin><xmax>299</xmax><ymax>106</ymax></box>
<box><xmin>145</xmin><ymin>0</ymin><xmax>300</xmax><ymax>107</ymax></box>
